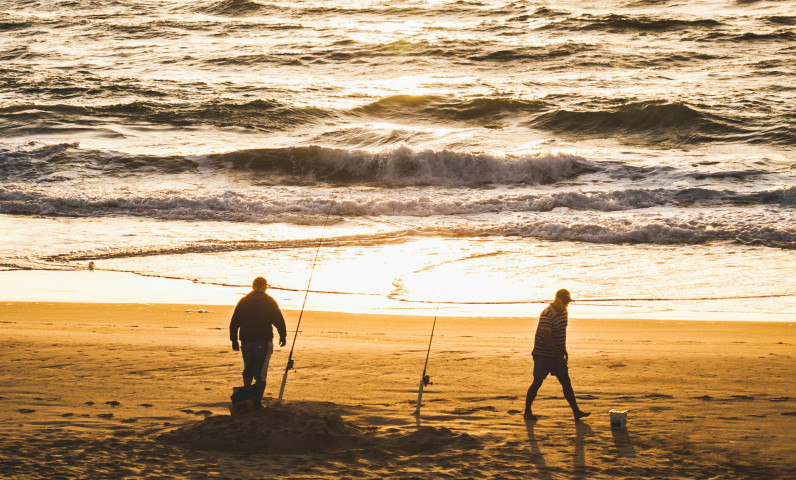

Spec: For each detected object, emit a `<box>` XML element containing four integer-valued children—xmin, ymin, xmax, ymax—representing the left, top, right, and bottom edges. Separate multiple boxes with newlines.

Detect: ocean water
<box><xmin>1</xmin><ymin>0</ymin><xmax>794</xmax><ymax>319</ymax></box>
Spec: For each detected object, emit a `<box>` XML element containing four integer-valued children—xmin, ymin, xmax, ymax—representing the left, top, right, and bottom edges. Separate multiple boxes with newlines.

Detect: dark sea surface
<box><xmin>1</xmin><ymin>0</ymin><xmax>794</xmax><ymax>318</ymax></box>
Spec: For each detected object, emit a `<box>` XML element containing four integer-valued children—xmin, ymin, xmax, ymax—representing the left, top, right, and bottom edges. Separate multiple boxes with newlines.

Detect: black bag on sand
<box><xmin>229</xmin><ymin>385</ymin><xmax>259</xmax><ymax>415</ymax></box>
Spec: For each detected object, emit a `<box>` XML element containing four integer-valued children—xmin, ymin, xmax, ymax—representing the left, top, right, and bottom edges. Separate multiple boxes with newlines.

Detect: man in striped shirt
<box><xmin>524</xmin><ymin>289</ymin><xmax>590</xmax><ymax>421</ymax></box>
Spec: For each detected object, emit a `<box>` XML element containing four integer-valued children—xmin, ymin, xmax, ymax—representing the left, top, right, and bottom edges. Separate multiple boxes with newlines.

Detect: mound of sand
<box><xmin>159</xmin><ymin>403</ymin><xmax>367</xmax><ymax>454</ymax></box>
<box><xmin>382</xmin><ymin>426</ymin><xmax>481</xmax><ymax>455</ymax></box>
<box><xmin>159</xmin><ymin>403</ymin><xmax>480</xmax><ymax>456</ymax></box>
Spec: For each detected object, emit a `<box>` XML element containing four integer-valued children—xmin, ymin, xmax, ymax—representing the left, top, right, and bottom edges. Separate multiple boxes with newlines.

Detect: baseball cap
<box><xmin>556</xmin><ymin>289</ymin><xmax>574</xmax><ymax>302</ymax></box>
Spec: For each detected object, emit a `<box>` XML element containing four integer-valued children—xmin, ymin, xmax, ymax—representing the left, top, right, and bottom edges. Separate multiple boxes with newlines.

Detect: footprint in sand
<box><xmin>105</xmin><ymin>401</ymin><xmax>121</xmax><ymax>407</ymax></box>
<box><xmin>60</xmin><ymin>413</ymin><xmax>74</xmax><ymax>417</ymax></box>
<box><xmin>451</xmin><ymin>406</ymin><xmax>496</xmax><ymax>415</ymax></box>
<box><xmin>645</xmin><ymin>393</ymin><xmax>674</xmax><ymax>399</ymax></box>
<box><xmin>139</xmin><ymin>403</ymin><xmax>154</xmax><ymax>408</ymax></box>
<box><xmin>18</xmin><ymin>409</ymin><xmax>35</xmax><ymax>414</ymax></box>
<box><xmin>650</xmin><ymin>406</ymin><xmax>673</xmax><ymax>412</ymax></box>
<box><xmin>85</xmin><ymin>401</ymin><xmax>95</xmax><ymax>406</ymax></box>
<box><xmin>97</xmin><ymin>413</ymin><xmax>114</xmax><ymax>419</ymax></box>
<box><xmin>121</xmin><ymin>418</ymin><xmax>138</xmax><ymax>423</ymax></box>
<box><xmin>781</xmin><ymin>412</ymin><xmax>796</xmax><ymax>416</ymax></box>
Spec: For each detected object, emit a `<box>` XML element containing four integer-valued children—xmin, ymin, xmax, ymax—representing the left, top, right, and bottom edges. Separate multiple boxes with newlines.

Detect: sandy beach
<box><xmin>0</xmin><ymin>301</ymin><xmax>793</xmax><ymax>479</ymax></box>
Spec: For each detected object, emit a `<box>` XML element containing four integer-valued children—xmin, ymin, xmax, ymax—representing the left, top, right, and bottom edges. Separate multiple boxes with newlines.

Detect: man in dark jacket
<box><xmin>230</xmin><ymin>277</ymin><xmax>288</xmax><ymax>405</ymax></box>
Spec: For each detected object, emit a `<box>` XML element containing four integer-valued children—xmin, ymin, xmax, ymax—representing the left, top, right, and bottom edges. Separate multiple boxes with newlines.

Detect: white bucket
<box><xmin>609</xmin><ymin>409</ymin><xmax>628</xmax><ymax>429</ymax></box>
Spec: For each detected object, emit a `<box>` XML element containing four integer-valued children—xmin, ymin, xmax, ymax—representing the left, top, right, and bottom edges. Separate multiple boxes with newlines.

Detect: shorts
<box><xmin>533</xmin><ymin>354</ymin><xmax>569</xmax><ymax>380</ymax></box>
<box><xmin>241</xmin><ymin>340</ymin><xmax>274</xmax><ymax>383</ymax></box>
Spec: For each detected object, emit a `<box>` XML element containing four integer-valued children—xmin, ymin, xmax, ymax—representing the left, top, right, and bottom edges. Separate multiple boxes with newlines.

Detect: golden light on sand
<box><xmin>2</xmin><ymin>302</ymin><xmax>794</xmax><ymax>477</ymax></box>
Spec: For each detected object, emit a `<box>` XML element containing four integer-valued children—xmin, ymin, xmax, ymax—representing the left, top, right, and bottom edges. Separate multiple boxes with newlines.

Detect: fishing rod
<box><xmin>277</xmin><ymin>198</ymin><xmax>335</xmax><ymax>404</ymax></box>
<box><xmin>413</xmin><ymin>304</ymin><xmax>439</xmax><ymax>415</ymax></box>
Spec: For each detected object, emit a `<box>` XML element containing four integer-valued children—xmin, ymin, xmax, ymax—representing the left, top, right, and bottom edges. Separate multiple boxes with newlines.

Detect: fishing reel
<box><xmin>286</xmin><ymin>358</ymin><xmax>294</xmax><ymax>371</ymax></box>
<box><xmin>422</xmin><ymin>374</ymin><xmax>431</xmax><ymax>386</ymax></box>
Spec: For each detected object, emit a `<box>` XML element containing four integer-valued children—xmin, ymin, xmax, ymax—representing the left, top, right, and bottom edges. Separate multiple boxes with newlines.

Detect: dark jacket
<box><xmin>229</xmin><ymin>291</ymin><xmax>287</xmax><ymax>344</ymax></box>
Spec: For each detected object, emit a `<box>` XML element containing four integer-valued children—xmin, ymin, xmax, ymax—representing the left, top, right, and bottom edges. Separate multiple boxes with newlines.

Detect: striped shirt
<box><xmin>532</xmin><ymin>304</ymin><xmax>568</xmax><ymax>358</ymax></box>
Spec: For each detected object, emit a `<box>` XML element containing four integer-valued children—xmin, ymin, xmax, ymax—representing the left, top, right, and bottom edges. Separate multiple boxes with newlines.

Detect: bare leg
<box><xmin>524</xmin><ymin>377</ymin><xmax>545</xmax><ymax>420</ymax></box>
<box><xmin>556</xmin><ymin>374</ymin><xmax>590</xmax><ymax>420</ymax></box>
<box><xmin>243</xmin><ymin>374</ymin><xmax>253</xmax><ymax>386</ymax></box>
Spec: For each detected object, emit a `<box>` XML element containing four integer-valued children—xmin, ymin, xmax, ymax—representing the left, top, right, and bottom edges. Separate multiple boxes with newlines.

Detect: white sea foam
<box><xmin>2</xmin><ymin>183</ymin><xmax>794</xmax><ymax>249</ymax></box>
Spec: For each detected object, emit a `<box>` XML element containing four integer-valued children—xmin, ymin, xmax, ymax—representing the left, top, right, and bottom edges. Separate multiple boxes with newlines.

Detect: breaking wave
<box><xmin>0</xmin><ymin>144</ymin><xmax>596</xmax><ymax>187</ymax></box>
<box><xmin>1</xmin><ymin>179</ymin><xmax>792</xmax><ymax>223</ymax></box>
<box><xmin>472</xmin><ymin>216</ymin><xmax>796</xmax><ymax>249</ymax></box>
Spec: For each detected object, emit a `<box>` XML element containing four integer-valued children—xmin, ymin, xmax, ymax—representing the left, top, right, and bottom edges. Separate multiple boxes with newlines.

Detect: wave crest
<box><xmin>0</xmin><ymin>99</ymin><xmax>331</xmax><ymax>133</ymax></box>
<box><xmin>213</xmin><ymin>145</ymin><xmax>594</xmax><ymax>186</ymax></box>
<box><xmin>530</xmin><ymin>101</ymin><xmax>751</xmax><ymax>144</ymax></box>
<box><xmin>0</xmin><ymin>143</ymin><xmax>595</xmax><ymax>187</ymax></box>
<box><xmin>194</xmin><ymin>0</ymin><xmax>279</xmax><ymax>16</ymax></box>
<box><xmin>2</xmin><ymin>94</ymin><xmax>790</xmax><ymax>146</ymax></box>
<box><xmin>354</xmin><ymin>95</ymin><xmax>548</xmax><ymax>123</ymax></box>
<box><xmin>2</xmin><ymin>183</ymin><xmax>792</xmax><ymax>221</ymax></box>
<box><xmin>540</xmin><ymin>14</ymin><xmax>722</xmax><ymax>32</ymax></box>
<box><xmin>479</xmin><ymin>218</ymin><xmax>796</xmax><ymax>249</ymax></box>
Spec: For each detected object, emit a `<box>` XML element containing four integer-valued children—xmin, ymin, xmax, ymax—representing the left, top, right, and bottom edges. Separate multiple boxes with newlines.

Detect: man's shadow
<box><xmin>524</xmin><ymin>419</ymin><xmax>552</xmax><ymax>479</ymax></box>
<box><xmin>611</xmin><ymin>427</ymin><xmax>637</xmax><ymax>457</ymax></box>
<box><xmin>574</xmin><ymin>420</ymin><xmax>594</xmax><ymax>476</ymax></box>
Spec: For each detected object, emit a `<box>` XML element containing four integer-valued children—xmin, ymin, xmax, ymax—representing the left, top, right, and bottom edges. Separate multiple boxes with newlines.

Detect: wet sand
<box><xmin>0</xmin><ymin>302</ymin><xmax>793</xmax><ymax>479</ymax></box>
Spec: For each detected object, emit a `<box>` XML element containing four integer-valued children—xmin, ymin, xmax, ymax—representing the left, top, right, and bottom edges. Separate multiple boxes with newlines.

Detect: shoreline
<box><xmin>3</xmin><ymin>300</ymin><xmax>796</xmax><ymax>327</ymax></box>
<box><xmin>2</xmin><ymin>269</ymin><xmax>794</xmax><ymax>322</ymax></box>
